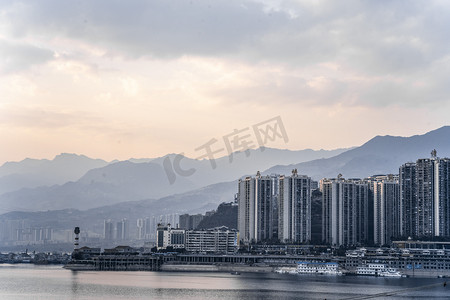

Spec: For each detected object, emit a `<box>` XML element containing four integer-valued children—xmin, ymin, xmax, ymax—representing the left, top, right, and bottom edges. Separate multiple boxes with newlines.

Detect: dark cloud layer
<box><xmin>3</xmin><ymin>1</ymin><xmax>448</xmax><ymax>67</ymax></box>
<box><xmin>2</xmin><ymin>0</ymin><xmax>284</xmax><ymax>58</ymax></box>
<box><xmin>1</xmin><ymin>0</ymin><xmax>450</xmax><ymax>106</ymax></box>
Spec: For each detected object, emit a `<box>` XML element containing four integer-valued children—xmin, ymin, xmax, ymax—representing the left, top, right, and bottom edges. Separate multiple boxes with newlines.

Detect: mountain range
<box><xmin>1</xmin><ymin>126</ymin><xmax>450</xmax><ymax>238</ymax></box>
<box><xmin>0</xmin><ymin>180</ymin><xmax>236</xmax><ymax>236</ymax></box>
<box><xmin>0</xmin><ymin>153</ymin><xmax>109</xmax><ymax>194</ymax></box>
<box><xmin>0</xmin><ymin>147</ymin><xmax>348</xmax><ymax>212</ymax></box>
<box><xmin>265</xmin><ymin>126</ymin><xmax>450</xmax><ymax>179</ymax></box>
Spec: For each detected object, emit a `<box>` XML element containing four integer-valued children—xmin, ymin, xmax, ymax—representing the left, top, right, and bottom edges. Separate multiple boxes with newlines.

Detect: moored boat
<box><xmin>356</xmin><ymin>263</ymin><xmax>403</xmax><ymax>277</ymax></box>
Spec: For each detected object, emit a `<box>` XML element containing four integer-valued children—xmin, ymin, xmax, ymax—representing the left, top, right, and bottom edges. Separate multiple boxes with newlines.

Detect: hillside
<box><xmin>0</xmin><ymin>181</ymin><xmax>237</xmax><ymax>237</ymax></box>
<box><xmin>0</xmin><ymin>153</ymin><xmax>109</xmax><ymax>194</ymax></box>
<box><xmin>265</xmin><ymin>126</ymin><xmax>450</xmax><ymax>179</ymax></box>
<box><xmin>0</xmin><ymin>148</ymin><xmax>347</xmax><ymax>212</ymax></box>
<box><xmin>196</xmin><ymin>202</ymin><xmax>238</xmax><ymax>230</ymax></box>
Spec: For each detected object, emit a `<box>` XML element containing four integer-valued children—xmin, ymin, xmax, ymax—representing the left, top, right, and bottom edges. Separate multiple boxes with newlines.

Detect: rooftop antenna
<box><xmin>431</xmin><ymin>149</ymin><xmax>437</xmax><ymax>158</ymax></box>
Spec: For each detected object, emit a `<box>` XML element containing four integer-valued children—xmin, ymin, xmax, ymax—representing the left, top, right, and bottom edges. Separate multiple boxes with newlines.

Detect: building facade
<box><xmin>399</xmin><ymin>162</ymin><xmax>416</xmax><ymax>238</ymax></box>
<box><xmin>399</xmin><ymin>154</ymin><xmax>450</xmax><ymax>238</ymax></box>
<box><xmin>116</xmin><ymin>219</ymin><xmax>129</xmax><ymax>241</ymax></box>
<box><xmin>322</xmin><ymin>176</ymin><xmax>369</xmax><ymax>246</ymax></box>
<box><xmin>278</xmin><ymin>170</ymin><xmax>311</xmax><ymax>243</ymax></box>
<box><xmin>237</xmin><ymin>172</ymin><xmax>277</xmax><ymax>243</ymax></box>
<box><xmin>103</xmin><ymin>220</ymin><xmax>114</xmax><ymax>241</ymax></box>
<box><xmin>156</xmin><ymin>223</ymin><xmax>185</xmax><ymax>250</ymax></box>
<box><xmin>372</xmin><ymin>175</ymin><xmax>400</xmax><ymax>245</ymax></box>
<box><xmin>185</xmin><ymin>227</ymin><xmax>238</xmax><ymax>253</ymax></box>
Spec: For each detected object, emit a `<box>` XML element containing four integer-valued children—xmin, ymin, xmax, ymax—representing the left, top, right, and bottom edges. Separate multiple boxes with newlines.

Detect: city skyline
<box><xmin>1</xmin><ymin>151</ymin><xmax>450</xmax><ymax>251</ymax></box>
<box><xmin>2</xmin><ymin>1</ymin><xmax>450</xmax><ymax>164</ymax></box>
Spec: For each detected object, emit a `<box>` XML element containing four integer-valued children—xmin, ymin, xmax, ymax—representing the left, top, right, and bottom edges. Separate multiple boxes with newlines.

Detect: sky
<box><xmin>1</xmin><ymin>0</ymin><xmax>450</xmax><ymax>164</ymax></box>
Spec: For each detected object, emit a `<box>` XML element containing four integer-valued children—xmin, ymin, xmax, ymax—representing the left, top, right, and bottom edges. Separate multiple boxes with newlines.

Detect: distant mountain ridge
<box><xmin>0</xmin><ymin>147</ymin><xmax>348</xmax><ymax>212</ymax></box>
<box><xmin>0</xmin><ymin>180</ymin><xmax>237</xmax><ymax>235</ymax></box>
<box><xmin>1</xmin><ymin>126</ymin><xmax>449</xmax><ymax>214</ymax></box>
<box><xmin>1</xmin><ymin>126</ymin><xmax>450</xmax><ymax>240</ymax></box>
<box><xmin>0</xmin><ymin>153</ymin><xmax>109</xmax><ymax>194</ymax></box>
<box><xmin>264</xmin><ymin>126</ymin><xmax>450</xmax><ymax>179</ymax></box>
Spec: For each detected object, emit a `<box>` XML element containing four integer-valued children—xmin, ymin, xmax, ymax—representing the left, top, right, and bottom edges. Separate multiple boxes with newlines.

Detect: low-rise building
<box><xmin>185</xmin><ymin>226</ymin><xmax>238</xmax><ymax>253</ymax></box>
<box><xmin>156</xmin><ymin>224</ymin><xmax>185</xmax><ymax>250</ymax></box>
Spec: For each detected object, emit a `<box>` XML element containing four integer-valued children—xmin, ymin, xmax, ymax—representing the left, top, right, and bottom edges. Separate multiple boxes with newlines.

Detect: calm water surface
<box><xmin>0</xmin><ymin>264</ymin><xmax>448</xmax><ymax>299</ymax></box>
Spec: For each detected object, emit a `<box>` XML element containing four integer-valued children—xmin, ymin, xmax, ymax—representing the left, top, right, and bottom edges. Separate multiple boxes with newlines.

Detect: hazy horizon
<box><xmin>2</xmin><ymin>125</ymin><xmax>448</xmax><ymax>166</ymax></box>
<box><xmin>1</xmin><ymin>145</ymin><xmax>354</xmax><ymax>165</ymax></box>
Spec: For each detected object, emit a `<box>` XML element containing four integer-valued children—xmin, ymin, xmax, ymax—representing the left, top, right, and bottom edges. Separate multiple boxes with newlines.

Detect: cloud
<box><xmin>1</xmin><ymin>0</ymin><xmax>450</xmax><ymax>108</ymax></box>
<box><xmin>0</xmin><ymin>39</ymin><xmax>54</xmax><ymax>74</ymax></box>
<box><xmin>2</xmin><ymin>1</ymin><xmax>449</xmax><ymax>71</ymax></box>
<box><xmin>120</xmin><ymin>77</ymin><xmax>139</xmax><ymax>97</ymax></box>
<box><xmin>1</xmin><ymin>0</ymin><xmax>283</xmax><ymax>58</ymax></box>
<box><xmin>2</xmin><ymin>1</ymin><xmax>449</xmax><ymax>68</ymax></box>
<box><xmin>0</xmin><ymin>106</ymin><xmax>100</xmax><ymax>129</ymax></box>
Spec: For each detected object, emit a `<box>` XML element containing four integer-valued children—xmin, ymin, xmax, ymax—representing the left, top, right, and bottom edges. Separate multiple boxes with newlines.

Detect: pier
<box><xmin>66</xmin><ymin>254</ymin><xmax>162</xmax><ymax>271</ymax></box>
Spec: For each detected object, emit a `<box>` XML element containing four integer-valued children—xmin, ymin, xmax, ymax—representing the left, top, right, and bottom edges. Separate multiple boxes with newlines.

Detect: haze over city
<box><xmin>2</xmin><ymin>0</ymin><xmax>450</xmax><ymax>164</ymax></box>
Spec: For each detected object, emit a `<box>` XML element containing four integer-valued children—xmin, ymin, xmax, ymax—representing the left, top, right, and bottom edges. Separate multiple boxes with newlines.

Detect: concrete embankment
<box><xmin>161</xmin><ymin>264</ymin><xmax>275</xmax><ymax>273</ymax></box>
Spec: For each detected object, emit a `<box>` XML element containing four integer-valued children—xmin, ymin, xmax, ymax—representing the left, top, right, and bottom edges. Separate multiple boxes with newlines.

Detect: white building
<box><xmin>185</xmin><ymin>227</ymin><xmax>238</xmax><ymax>253</ymax></box>
<box><xmin>116</xmin><ymin>219</ymin><xmax>129</xmax><ymax>241</ymax></box>
<box><xmin>136</xmin><ymin>219</ymin><xmax>145</xmax><ymax>240</ymax></box>
<box><xmin>372</xmin><ymin>175</ymin><xmax>400</xmax><ymax>245</ymax></box>
<box><xmin>278</xmin><ymin>170</ymin><xmax>311</xmax><ymax>243</ymax></box>
<box><xmin>238</xmin><ymin>172</ymin><xmax>277</xmax><ymax>243</ymax></box>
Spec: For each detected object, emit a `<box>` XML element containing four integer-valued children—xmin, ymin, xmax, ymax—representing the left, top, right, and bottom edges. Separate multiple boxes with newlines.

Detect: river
<box><xmin>0</xmin><ymin>264</ymin><xmax>448</xmax><ymax>299</ymax></box>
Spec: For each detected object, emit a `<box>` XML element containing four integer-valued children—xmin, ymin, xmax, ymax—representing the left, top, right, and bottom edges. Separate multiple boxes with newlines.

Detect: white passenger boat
<box><xmin>356</xmin><ymin>263</ymin><xmax>402</xmax><ymax>277</ymax></box>
<box><xmin>379</xmin><ymin>268</ymin><xmax>402</xmax><ymax>277</ymax></box>
<box><xmin>296</xmin><ymin>262</ymin><xmax>343</xmax><ymax>275</ymax></box>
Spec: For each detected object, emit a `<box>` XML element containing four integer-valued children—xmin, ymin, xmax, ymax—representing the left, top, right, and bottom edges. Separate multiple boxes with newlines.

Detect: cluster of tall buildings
<box><xmin>104</xmin><ymin>219</ymin><xmax>130</xmax><ymax>241</ymax></box>
<box><xmin>136</xmin><ymin>217</ymin><xmax>159</xmax><ymax>240</ymax></box>
<box><xmin>238</xmin><ymin>170</ymin><xmax>313</xmax><ymax>244</ymax></box>
<box><xmin>238</xmin><ymin>153</ymin><xmax>450</xmax><ymax>247</ymax></box>
<box><xmin>104</xmin><ymin>213</ymin><xmax>180</xmax><ymax>242</ymax></box>
<box><xmin>0</xmin><ymin>220</ymin><xmax>54</xmax><ymax>245</ymax></box>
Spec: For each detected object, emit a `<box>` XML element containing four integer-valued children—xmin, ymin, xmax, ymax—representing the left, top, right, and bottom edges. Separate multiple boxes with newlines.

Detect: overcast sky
<box><xmin>1</xmin><ymin>0</ymin><xmax>449</xmax><ymax>163</ymax></box>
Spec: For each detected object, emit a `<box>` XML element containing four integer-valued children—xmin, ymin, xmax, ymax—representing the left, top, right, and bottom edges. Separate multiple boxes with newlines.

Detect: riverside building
<box><xmin>372</xmin><ymin>175</ymin><xmax>401</xmax><ymax>246</ymax></box>
<box><xmin>278</xmin><ymin>169</ymin><xmax>312</xmax><ymax>243</ymax></box>
<box><xmin>321</xmin><ymin>176</ymin><xmax>369</xmax><ymax>246</ymax></box>
<box><xmin>237</xmin><ymin>172</ymin><xmax>278</xmax><ymax>243</ymax></box>
<box><xmin>156</xmin><ymin>224</ymin><xmax>238</xmax><ymax>253</ymax></box>
<box><xmin>399</xmin><ymin>151</ymin><xmax>450</xmax><ymax>238</ymax></box>
<box><xmin>185</xmin><ymin>227</ymin><xmax>238</xmax><ymax>253</ymax></box>
<box><xmin>156</xmin><ymin>224</ymin><xmax>185</xmax><ymax>250</ymax></box>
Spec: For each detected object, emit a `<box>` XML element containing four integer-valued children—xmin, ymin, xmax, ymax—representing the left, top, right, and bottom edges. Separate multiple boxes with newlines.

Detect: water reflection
<box><xmin>70</xmin><ymin>270</ymin><xmax>79</xmax><ymax>296</ymax></box>
<box><xmin>0</xmin><ymin>266</ymin><xmax>447</xmax><ymax>299</ymax></box>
